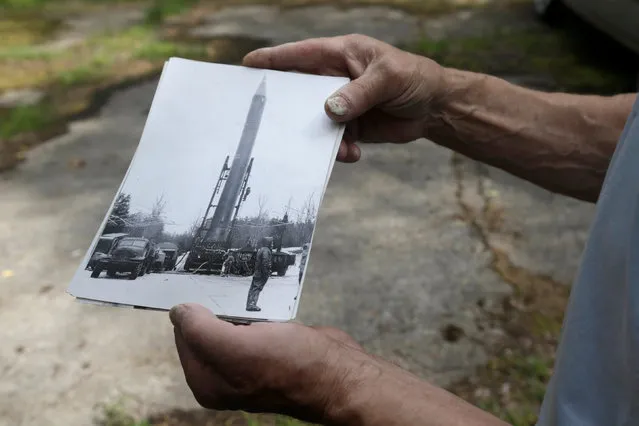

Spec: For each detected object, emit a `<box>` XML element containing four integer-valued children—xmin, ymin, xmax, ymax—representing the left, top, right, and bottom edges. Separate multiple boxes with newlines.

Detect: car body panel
<box><xmin>86</xmin><ymin>233</ymin><xmax>128</xmax><ymax>269</ymax></box>
<box><xmin>91</xmin><ymin>237</ymin><xmax>154</xmax><ymax>279</ymax></box>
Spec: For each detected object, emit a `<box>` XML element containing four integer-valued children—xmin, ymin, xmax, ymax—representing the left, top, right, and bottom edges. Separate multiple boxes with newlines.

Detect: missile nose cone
<box><xmin>255</xmin><ymin>75</ymin><xmax>266</xmax><ymax>97</ymax></box>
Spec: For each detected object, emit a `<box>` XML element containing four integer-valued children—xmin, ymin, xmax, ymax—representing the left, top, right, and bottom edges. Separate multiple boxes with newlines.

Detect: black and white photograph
<box><xmin>67</xmin><ymin>58</ymin><xmax>348</xmax><ymax>321</ymax></box>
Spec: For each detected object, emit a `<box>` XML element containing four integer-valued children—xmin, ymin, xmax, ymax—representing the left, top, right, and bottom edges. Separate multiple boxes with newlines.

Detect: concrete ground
<box><xmin>0</xmin><ymin>3</ymin><xmax>599</xmax><ymax>425</ymax></box>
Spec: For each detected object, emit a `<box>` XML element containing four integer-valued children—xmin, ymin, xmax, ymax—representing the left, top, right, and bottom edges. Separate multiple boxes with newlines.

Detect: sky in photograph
<box><xmin>115</xmin><ymin>58</ymin><xmax>348</xmax><ymax>234</ymax></box>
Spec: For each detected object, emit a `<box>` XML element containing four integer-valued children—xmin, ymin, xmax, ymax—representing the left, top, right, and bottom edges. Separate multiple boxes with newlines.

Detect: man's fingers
<box><xmin>336</xmin><ymin>141</ymin><xmax>348</xmax><ymax>162</ymax></box>
<box><xmin>243</xmin><ymin>38</ymin><xmax>345</xmax><ymax>74</ymax></box>
<box><xmin>336</xmin><ymin>141</ymin><xmax>361</xmax><ymax>163</ymax></box>
<box><xmin>325</xmin><ymin>69</ymin><xmax>389</xmax><ymax>123</ymax></box>
<box><xmin>174</xmin><ymin>327</ymin><xmax>240</xmax><ymax>409</ymax></box>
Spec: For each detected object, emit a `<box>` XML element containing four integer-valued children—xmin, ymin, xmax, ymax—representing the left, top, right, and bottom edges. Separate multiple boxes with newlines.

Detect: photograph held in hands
<box><xmin>67</xmin><ymin>57</ymin><xmax>348</xmax><ymax>323</ymax></box>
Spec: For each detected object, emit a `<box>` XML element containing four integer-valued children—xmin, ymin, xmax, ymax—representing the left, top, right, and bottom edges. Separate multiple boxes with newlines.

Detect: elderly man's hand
<box><xmin>243</xmin><ymin>34</ymin><xmax>445</xmax><ymax>163</ymax></box>
<box><xmin>170</xmin><ymin>303</ymin><xmax>511</xmax><ymax>426</ymax></box>
<box><xmin>169</xmin><ymin>303</ymin><xmax>368</xmax><ymax>424</ymax></box>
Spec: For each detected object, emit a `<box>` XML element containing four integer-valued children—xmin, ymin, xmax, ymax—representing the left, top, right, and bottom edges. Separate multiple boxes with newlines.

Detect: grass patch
<box><xmin>0</xmin><ymin>16</ymin><xmax>209</xmax><ymax>154</ymax></box>
<box><xmin>94</xmin><ymin>401</ymin><xmax>150</xmax><ymax>426</ymax></box>
<box><xmin>140</xmin><ymin>408</ymin><xmax>314</xmax><ymax>426</ymax></box>
<box><xmin>0</xmin><ymin>44</ymin><xmax>60</xmax><ymax>60</ymax></box>
<box><xmin>1</xmin><ymin>0</ymin><xmax>141</xmax><ymax>11</ymax></box>
<box><xmin>0</xmin><ymin>102</ymin><xmax>56</xmax><ymax>139</ymax></box>
<box><xmin>92</xmin><ymin>396</ymin><xmax>311</xmax><ymax>426</ymax></box>
<box><xmin>455</xmin><ymin>344</ymin><xmax>556</xmax><ymax>426</ymax></box>
<box><xmin>0</xmin><ymin>17</ymin><xmax>62</xmax><ymax>48</ymax></box>
<box><xmin>1</xmin><ymin>0</ymin><xmax>491</xmax><ymax>17</ymax></box>
<box><xmin>448</xmin><ymin>245</ymin><xmax>569</xmax><ymax>426</ymax></box>
<box><xmin>0</xmin><ymin>23</ymin><xmax>209</xmax><ymax>91</ymax></box>
<box><xmin>408</xmin><ymin>23</ymin><xmax>637</xmax><ymax>94</ymax></box>
<box><xmin>145</xmin><ymin>0</ymin><xmax>198</xmax><ymax>24</ymax></box>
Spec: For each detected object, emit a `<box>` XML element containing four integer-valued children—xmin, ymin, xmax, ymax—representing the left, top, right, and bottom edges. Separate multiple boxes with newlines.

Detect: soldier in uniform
<box><xmin>299</xmin><ymin>243</ymin><xmax>309</xmax><ymax>284</ymax></box>
<box><xmin>220</xmin><ymin>250</ymin><xmax>234</xmax><ymax>277</ymax></box>
<box><xmin>245</xmin><ymin>236</ymin><xmax>273</xmax><ymax>312</ymax></box>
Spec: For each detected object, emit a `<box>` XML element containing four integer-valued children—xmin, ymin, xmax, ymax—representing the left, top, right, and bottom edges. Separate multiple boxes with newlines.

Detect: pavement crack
<box><xmin>451</xmin><ymin>151</ymin><xmax>570</xmax><ymax>346</ymax></box>
<box><xmin>451</xmin><ymin>152</ymin><xmax>567</xmax><ymax>301</ymax></box>
<box><xmin>448</xmin><ymin>152</ymin><xmax>572</xmax><ymax>421</ymax></box>
<box><xmin>452</xmin><ymin>152</ymin><xmax>491</xmax><ymax>250</ymax></box>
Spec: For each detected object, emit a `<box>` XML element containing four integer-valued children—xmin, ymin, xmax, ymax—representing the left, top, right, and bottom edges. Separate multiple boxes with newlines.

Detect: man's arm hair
<box><xmin>318</xmin><ymin>346</ymin><xmax>510</xmax><ymax>426</ymax></box>
<box><xmin>426</xmin><ymin>68</ymin><xmax>636</xmax><ymax>202</ymax></box>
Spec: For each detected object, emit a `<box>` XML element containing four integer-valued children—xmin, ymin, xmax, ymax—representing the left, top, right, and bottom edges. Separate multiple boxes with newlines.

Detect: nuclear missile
<box><xmin>204</xmin><ymin>75</ymin><xmax>266</xmax><ymax>242</ymax></box>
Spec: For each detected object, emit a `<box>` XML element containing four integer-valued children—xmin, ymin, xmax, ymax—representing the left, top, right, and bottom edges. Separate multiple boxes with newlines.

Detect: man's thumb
<box><xmin>169</xmin><ymin>303</ymin><xmax>241</xmax><ymax>361</ymax></box>
<box><xmin>325</xmin><ymin>71</ymin><xmax>387</xmax><ymax>122</ymax></box>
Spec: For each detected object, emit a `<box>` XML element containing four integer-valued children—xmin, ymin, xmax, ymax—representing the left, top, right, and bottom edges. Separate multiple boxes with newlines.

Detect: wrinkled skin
<box><xmin>242</xmin><ymin>34</ymin><xmax>446</xmax><ymax>163</ymax></box>
<box><xmin>171</xmin><ymin>304</ymin><xmax>368</xmax><ymax>423</ymax></box>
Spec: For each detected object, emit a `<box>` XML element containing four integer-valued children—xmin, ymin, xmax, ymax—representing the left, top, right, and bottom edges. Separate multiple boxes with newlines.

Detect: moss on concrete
<box><xmin>0</xmin><ymin>17</ymin><xmax>62</xmax><ymax>48</ymax></box>
<box><xmin>408</xmin><ymin>21</ymin><xmax>636</xmax><ymax>94</ymax></box>
<box><xmin>2</xmin><ymin>0</ymin><xmax>491</xmax><ymax>19</ymax></box>
<box><xmin>0</xmin><ymin>102</ymin><xmax>56</xmax><ymax>140</ymax></box>
<box><xmin>141</xmin><ymin>408</ymin><xmax>312</xmax><ymax>426</ymax></box>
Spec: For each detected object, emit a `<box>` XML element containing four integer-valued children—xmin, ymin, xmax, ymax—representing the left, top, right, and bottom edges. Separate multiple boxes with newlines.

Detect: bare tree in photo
<box><xmin>248</xmin><ymin>195</ymin><xmax>269</xmax><ymax>244</ymax></box>
<box><xmin>299</xmin><ymin>192</ymin><xmax>317</xmax><ymax>245</ymax></box>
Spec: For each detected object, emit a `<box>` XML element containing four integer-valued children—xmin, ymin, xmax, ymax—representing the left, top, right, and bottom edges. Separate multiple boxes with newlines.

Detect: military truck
<box><xmin>183</xmin><ymin>242</ymin><xmax>226</xmax><ymax>274</ymax></box>
<box><xmin>86</xmin><ymin>233</ymin><xmax>128</xmax><ymax>270</ymax></box>
<box><xmin>156</xmin><ymin>242</ymin><xmax>179</xmax><ymax>270</ymax></box>
<box><xmin>271</xmin><ymin>248</ymin><xmax>296</xmax><ymax>276</ymax></box>
<box><xmin>184</xmin><ymin>242</ymin><xmax>296</xmax><ymax>276</ymax></box>
<box><xmin>90</xmin><ymin>237</ymin><xmax>155</xmax><ymax>280</ymax></box>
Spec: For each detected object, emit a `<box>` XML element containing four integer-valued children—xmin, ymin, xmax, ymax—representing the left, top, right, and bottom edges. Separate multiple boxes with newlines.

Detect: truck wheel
<box><xmin>106</xmin><ymin>268</ymin><xmax>116</xmax><ymax>278</ymax></box>
<box><xmin>277</xmin><ymin>267</ymin><xmax>287</xmax><ymax>276</ymax></box>
<box><xmin>91</xmin><ymin>266</ymin><xmax>103</xmax><ymax>278</ymax></box>
<box><xmin>129</xmin><ymin>264</ymin><xmax>141</xmax><ymax>280</ymax></box>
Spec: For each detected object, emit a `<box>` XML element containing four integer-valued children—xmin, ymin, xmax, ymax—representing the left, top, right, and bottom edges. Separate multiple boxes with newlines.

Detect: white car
<box><xmin>535</xmin><ymin>0</ymin><xmax>639</xmax><ymax>55</ymax></box>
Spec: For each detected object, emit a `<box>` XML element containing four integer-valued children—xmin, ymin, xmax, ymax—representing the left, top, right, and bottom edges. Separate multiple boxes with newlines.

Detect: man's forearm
<box><xmin>322</xmin><ymin>350</ymin><xmax>509</xmax><ymax>426</ymax></box>
<box><xmin>426</xmin><ymin>67</ymin><xmax>636</xmax><ymax>202</ymax></box>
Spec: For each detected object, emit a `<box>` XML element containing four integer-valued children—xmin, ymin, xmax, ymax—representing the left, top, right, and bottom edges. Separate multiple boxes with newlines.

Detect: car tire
<box><xmin>91</xmin><ymin>266</ymin><xmax>102</xmax><ymax>278</ymax></box>
<box><xmin>130</xmin><ymin>264</ymin><xmax>141</xmax><ymax>280</ymax></box>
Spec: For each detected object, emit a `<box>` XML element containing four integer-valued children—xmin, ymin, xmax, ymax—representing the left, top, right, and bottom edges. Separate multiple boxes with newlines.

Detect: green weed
<box><xmin>145</xmin><ymin>0</ymin><xmax>197</xmax><ymax>24</ymax></box>
<box><xmin>1</xmin><ymin>0</ymin><xmax>139</xmax><ymax>10</ymax></box>
<box><xmin>0</xmin><ymin>103</ymin><xmax>55</xmax><ymax>139</ymax></box>
<box><xmin>55</xmin><ymin>64</ymin><xmax>104</xmax><ymax>86</ymax></box>
<box><xmin>409</xmin><ymin>24</ymin><xmax>635</xmax><ymax>94</ymax></box>
<box><xmin>94</xmin><ymin>401</ymin><xmax>150</xmax><ymax>426</ymax></box>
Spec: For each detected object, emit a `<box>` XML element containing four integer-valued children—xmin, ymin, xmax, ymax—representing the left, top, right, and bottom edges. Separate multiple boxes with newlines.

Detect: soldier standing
<box><xmin>299</xmin><ymin>243</ymin><xmax>309</xmax><ymax>284</ymax></box>
<box><xmin>245</xmin><ymin>236</ymin><xmax>273</xmax><ymax>312</ymax></box>
<box><xmin>220</xmin><ymin>250</ymin><xmax>234</xmax><ymax>277</ymax></box>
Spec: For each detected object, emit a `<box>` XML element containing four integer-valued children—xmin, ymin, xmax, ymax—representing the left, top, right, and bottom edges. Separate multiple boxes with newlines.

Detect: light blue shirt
<box><xmin>538</xmin><ymin>94</ymin><xmax>639</xmax><ymax>425</ymax></box>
